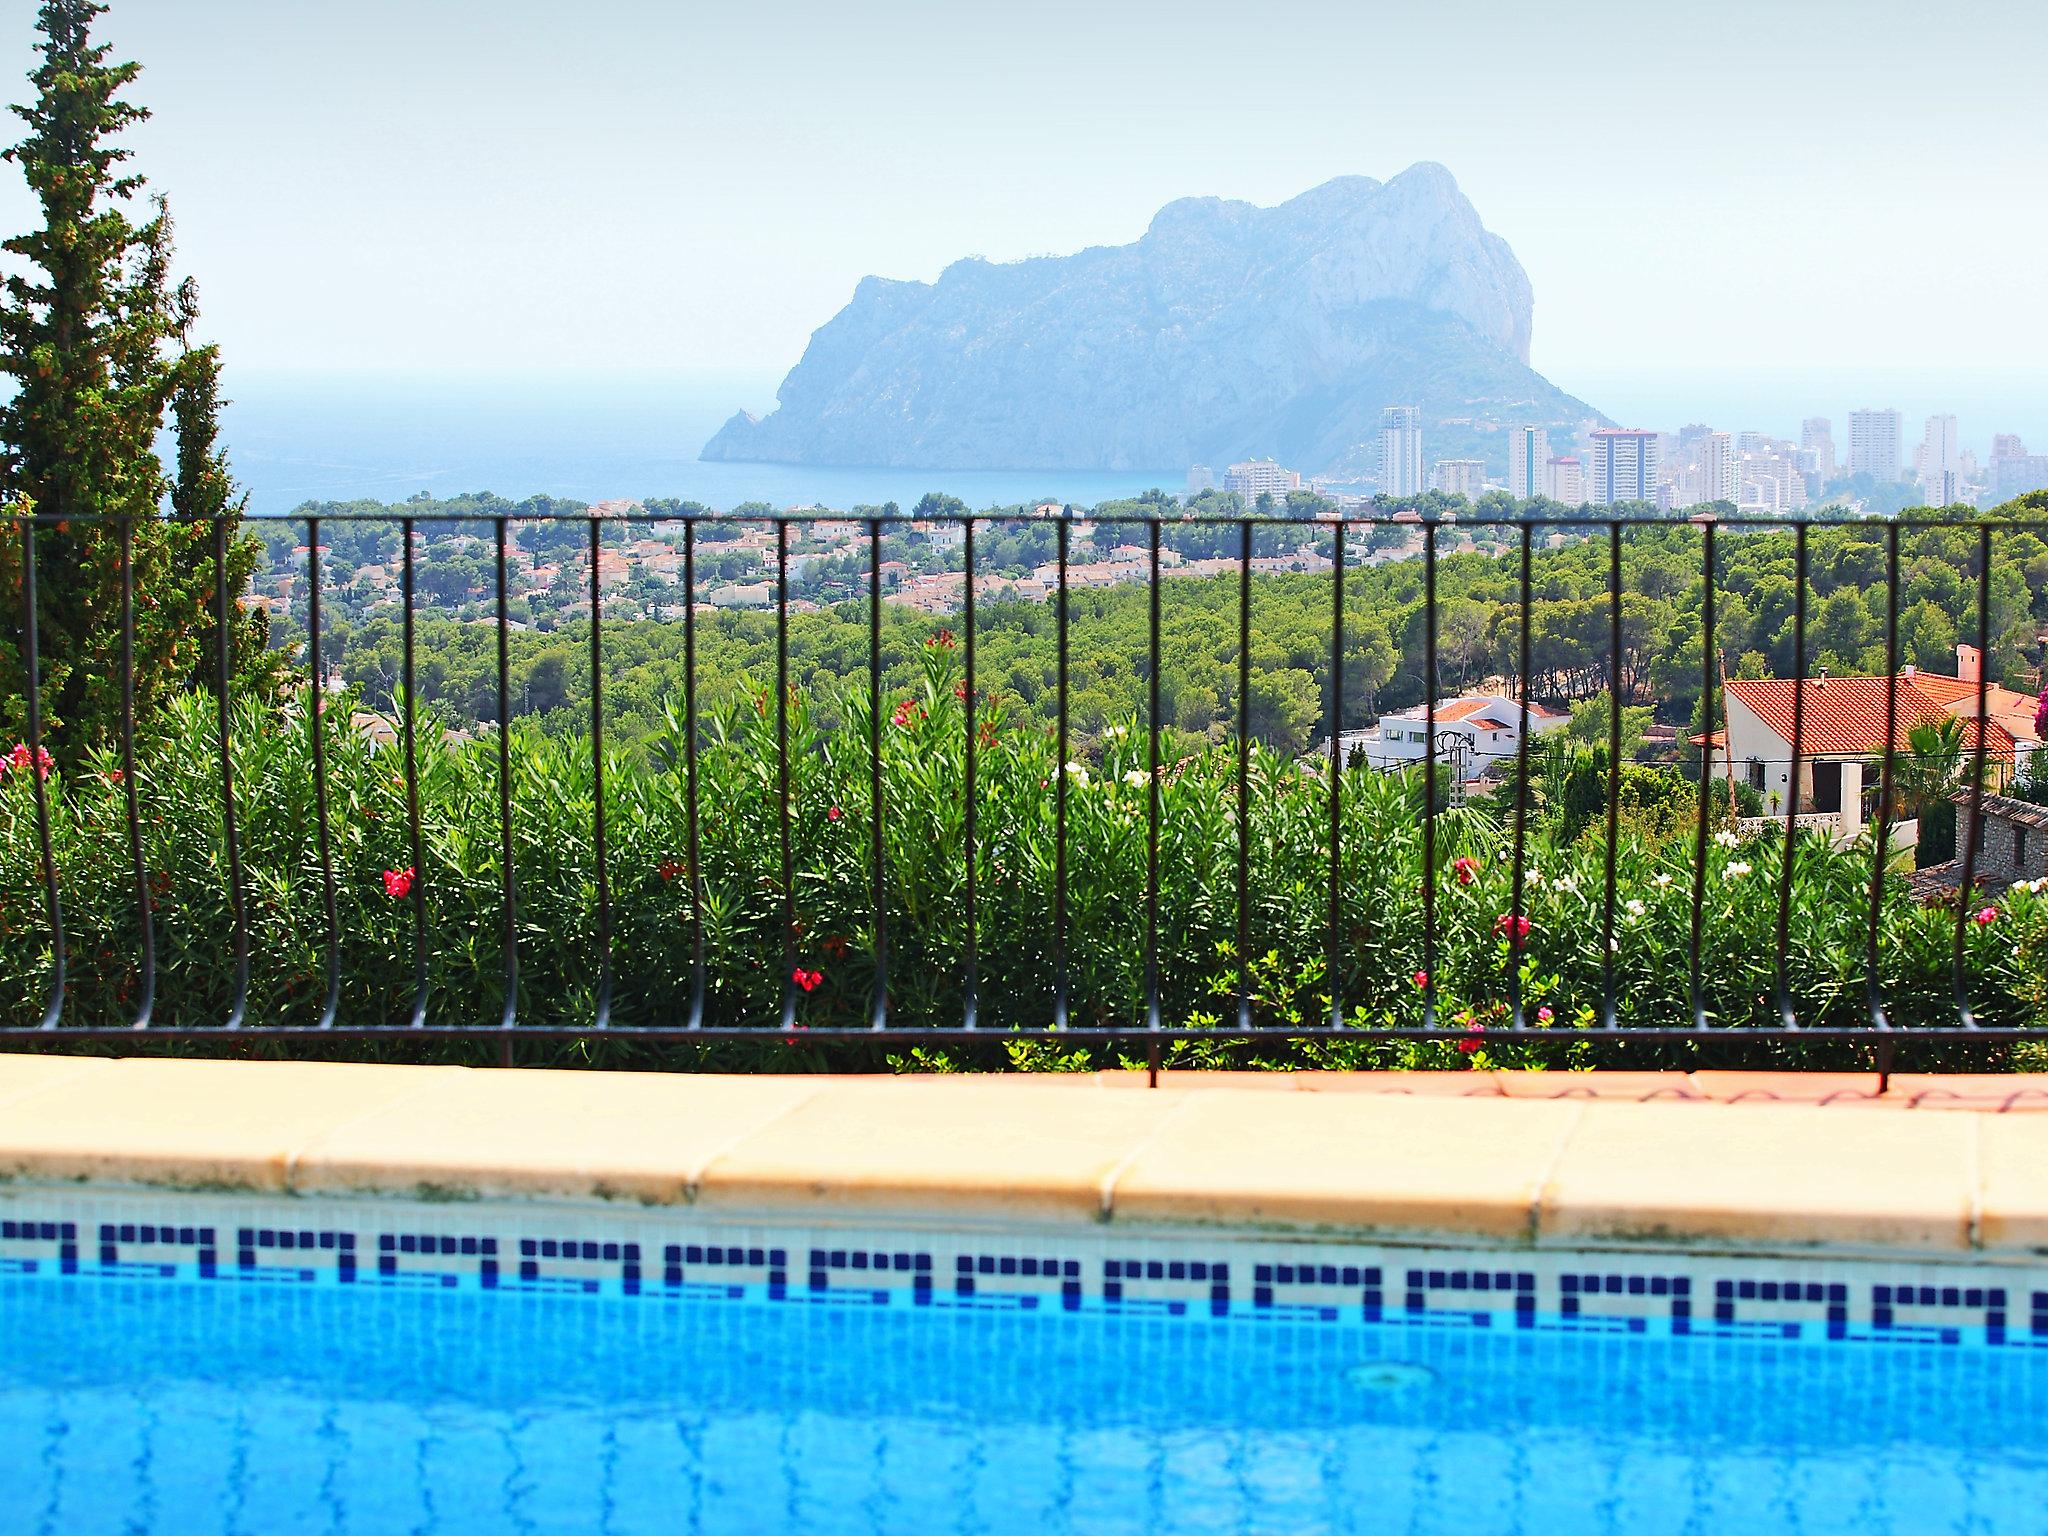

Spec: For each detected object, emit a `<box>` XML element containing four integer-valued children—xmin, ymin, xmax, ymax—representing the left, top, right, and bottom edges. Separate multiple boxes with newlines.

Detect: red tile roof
<box><xmin>1725</xmin><ymin>676</ymin><xmax>2017</xmax><ymax>757</ymax></box>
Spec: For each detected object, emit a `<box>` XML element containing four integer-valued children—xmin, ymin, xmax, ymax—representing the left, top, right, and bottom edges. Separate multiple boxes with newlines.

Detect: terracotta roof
<box><xmin>1907</xmin><ymin>673</ymin><xmax>2043</xmax><ymax>742</ymax></box>
<box><xmin>1725</xmin><ymin>676</ymin><xmax>2018</xmax><ymax>758</ymax></box>
<box><xmin>1469</xmin><ymin>717</ymin><xmax>1512</xmax><ymax>731</ymax></box>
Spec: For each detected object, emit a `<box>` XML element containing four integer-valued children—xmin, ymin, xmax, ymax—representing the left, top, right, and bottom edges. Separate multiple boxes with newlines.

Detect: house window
<box><xmin>1746</xmin><ymin>759</ymin><xmax>1765</xmax><ymax>791</ymax></box>
<box><xmin>2020</xmin><ymin>825</ymin><xmax>2031</xmax><ymax>868</ymax></box>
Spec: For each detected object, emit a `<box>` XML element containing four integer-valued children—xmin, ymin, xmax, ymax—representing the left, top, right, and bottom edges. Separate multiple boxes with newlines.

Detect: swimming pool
<box><xmin>4</xmin><ymin>1266</ymin><xmax>2047</xmax><ymax>1536</ymax></box>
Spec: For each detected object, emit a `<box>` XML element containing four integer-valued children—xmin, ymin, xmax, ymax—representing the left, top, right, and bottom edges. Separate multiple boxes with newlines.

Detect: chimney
<box><xmin>1816</xmin><ymin>667</ymin><xmax>1828</xmax><ymax>688</ymax></box>
<box><xmin>1957</xmin><ymin>643</ymin><xmax>1981</xmax><ymax>684</ymax></box>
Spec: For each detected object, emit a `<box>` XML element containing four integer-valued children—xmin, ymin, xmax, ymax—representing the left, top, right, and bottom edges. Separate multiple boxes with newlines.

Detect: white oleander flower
<box><xmin>1554</xmin><ymin>875</ymin><xmax>1579</xmax><ymax>895</ymax></box>
<box><xmin>1123</xmin><ymin>768</ymin><xmax>1149</xmax><ymax>787</ymax></box>
<box><xmin>1714</xmin><ymin>829</ymin><xmax>1740</xmax><ymax>849</ymax></box>
<box><xmin>1723</xmin><ymin>861</ymin><xmax>1752</xmax><ymax>880</ymax></box>
<box><xmin>1625</xmin><ymin>899</ymin><xmax>1646</xmax><ymax>919</ymax></box>
<box><xmin>1064</xmin><ymin>761</ymin><xmax>1089</xmax><ymax>787</ymax></box>
<box><xmin>1104</xmin><ymin>724</ymin><xmax>1129</xmax><ymax>740</ymax></box>
<box><xmin>1653</xmin><ymin>873</ymin><xmax>1673</xmax><ymax>888</ymax></box>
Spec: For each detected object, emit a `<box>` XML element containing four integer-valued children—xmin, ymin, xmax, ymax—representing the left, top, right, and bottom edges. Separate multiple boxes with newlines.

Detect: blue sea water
<box><xmin>218</xmin><ymin>370</ymin><xmax>1178</xmax><ymax>518</ymax></box>
<box><xmin>3</xmin><ymin>1275</ymin><xmax>2046</xmax><ymax>1536</ymax></box>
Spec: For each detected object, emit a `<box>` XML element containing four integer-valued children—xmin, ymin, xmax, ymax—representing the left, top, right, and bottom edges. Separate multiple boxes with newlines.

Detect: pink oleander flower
<box><xmin>891</xmin><ymin>699</ymin><xmax>920</xmax><ymax>728</ymax></box>
<box><xmin>1537</xmin><ymin>1005</ymin><xmax>1553</xmax><ymax>1023</ymax></box>
<box><xmin>1412</xmin><ymin>970</ymin><xmax>1429</xmax><ymax>989</ymax></box>
<box><xmin>657</xmin><ymin>859</ymin><xmax>684</xmax><ymax>884</ymax></box>
<box><xmin>1452</xmin><ymin>856</ymin><xmax>1479</xmax><ymax>886</ymax></box>
<box><xmin>826</xmin><ymin>805</ymin><xmax>843</xmax><ymax>822</ymax></box>
<box><xmin>5</xmin><ymin>742</ymin><xmax>53</xmax><ymax>779</ymax></box>
<box><xmin>1973</xmin><ymin>906</ymin><xmax>1998</xmax><ymax>927</ymax></box>
<box><xmin>792</xmin><ymin>967</ymin><xmax>823</xmax><ymax>993</ymax></box>
<box><xmin>2036</xmin><ymin>684</ymin><xmax>2048</xmax><ymax>739</ymax></box>
<box><xmin>1493</xmin><ymin>913</ymin><xmax>1532</xmax><ymax>947</ymax></box>
<box><xmin>1456</xmin><ymin>1021</ymin><xmax>1485</xmax><ymax>1056</ymax></box>
<box><xmin>929</xmin><ymin>628</ymin><xmax>956</xmax><ymax>650</ymax></box>
<box><xmin>382</xmin><ymin>866</ymin><xmax>415</xmax><ymax>899</ymax></box>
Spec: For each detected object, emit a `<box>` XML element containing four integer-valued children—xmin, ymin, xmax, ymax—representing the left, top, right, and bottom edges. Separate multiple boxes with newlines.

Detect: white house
<box><xmin>1713</xmin><ymin>646</ymin><xmax>2035</xmax><ymax>844</ymax></box>
<box><xmin>1346</xmin><ymin>694</ymin><xmax>1569</xmax><ymax>776</ymax></box>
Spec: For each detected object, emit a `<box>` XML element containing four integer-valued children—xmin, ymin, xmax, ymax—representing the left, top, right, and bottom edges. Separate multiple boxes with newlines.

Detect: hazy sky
<box><xmin>0</xmin><ymin>0</ymin><xmax>2042</xmax><ymax>393</ymax></box>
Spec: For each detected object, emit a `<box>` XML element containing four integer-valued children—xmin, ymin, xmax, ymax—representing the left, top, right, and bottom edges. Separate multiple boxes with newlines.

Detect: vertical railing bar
<box><xmin>17</xmin><ymin>510</ymin><xmax>64</xmax><ymax>1030</ymax></box>
<box><xmin>215</xmin><ymin>515</ymin><xmax>249</xmax><ymax>1030</ymax></box>
<box><xmin>1866</xmin><ymin>521</ymin><xmax>1900</xmax><ymax>1033</ymax></box>
<box><xmin>777</xmin><ymin>517</ymin><xmax>796</xmax><ymax>1036</ymax></box>
<box><xmin>683</xmin><ymin>519</ymin><xmax>705</xmax><ymax>1030</ymax></box>
<box><xmin>1052</xmin><ymin>507</ymin><xmax>1071</xmax><ymax>1031</ymax></box>
<box><xmin>1420</xmin><ymin>517</ymin><xmax>1438</xmax><ymax>1033</ymax></box>
<box><xmin>1952</xmin><ymin>525</ymin><xmax>1992</xmax><ymax>1028</ymax></box>
<box><xmin>961</xmin><ymin>516</ymin><xmax>979</xmax><ymax>1030</ymax></box>
<box><xmin>1144</xmin><ymin>515</ymin><xmax>1162</xmax><ymax>1034</ymax></box>
<box><xmin>588</xmin><ymin>517</ymin><xmax>612</xmax><ymax>1030</ymax></box>
<box><xmin>1507</xmin><ymin>521</ymin><xmax>1533</xmax><ymax>1026</ymax></box>
<box><xmin>1688</xmin><ymin>518</ymin><xmax>1716</xmax><ymax>1032</ymax></box>
<box><xmin>1326</xmin><ymin>519</ymin><xmax>1346</xmax><ymax>1030</ymax></box>
<box><xmin>307</xmin><ymin>515</ymin><xmax>340</xmax><ymax>1030</ymax></box>
<box><xmin>494</xmin><ymin>514</ymin><xmax>519</xmax><ymax>1033</ymax></box>
<box><xmin>119</xmin><ymin>515</ymin><xmax>154</xmax><ymax>1030</ymax></box>
<box><xmin>1774</xmin><ymin>522</ymin><xmax>1810</xmax><ymax>1030</ymax></box>
<box><xmin>868</xmin><ymin>514</ymin><xmax>888</xmax><ymax>1032</ymax></box>
<box><xmin>1600</xmin><ymin>519</ymin><xmax>1621</xmax><ymax>1030</ymax></box>
<box><xmin>401</xmin><ymin>517</ymin><xmax>427</xmax><ymax>1028</ymax></box>
<box><xmin>1235</xmin><ymin>517</ymin><xmax>1253</xmax><ymax>1032</ymax></box>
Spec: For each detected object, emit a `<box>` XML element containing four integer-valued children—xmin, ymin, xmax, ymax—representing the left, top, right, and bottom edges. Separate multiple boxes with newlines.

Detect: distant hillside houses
<box><xmin>1326</xmin><ymin>693</ymin><xmax>1568</xmax><ymax>777</ymax></box>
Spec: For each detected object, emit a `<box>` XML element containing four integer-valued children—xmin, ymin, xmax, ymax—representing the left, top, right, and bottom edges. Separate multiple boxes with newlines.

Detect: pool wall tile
<box><xmin>6</xmin><ymin>1186</ymin><xmax>2048</xmax><ymax>1353</ymax></box>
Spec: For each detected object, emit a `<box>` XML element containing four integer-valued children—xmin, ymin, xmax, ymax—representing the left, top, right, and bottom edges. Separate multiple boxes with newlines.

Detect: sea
<box><xmin>218</xmin><ymin>366</ymin><xmax>2048</xmax><ymax>519</ymax></box>
<box><xmin>219</xmin><ymin>369</ymin><xmax>1176</xmax><ymax>518</ymax></box>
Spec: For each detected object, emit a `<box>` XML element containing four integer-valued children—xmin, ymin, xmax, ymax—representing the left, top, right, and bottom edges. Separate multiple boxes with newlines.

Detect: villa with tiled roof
<box><xmin>1711</xmin><ymin>645</ymin><xmax>2040</xmax><ymax>844</ymax></box>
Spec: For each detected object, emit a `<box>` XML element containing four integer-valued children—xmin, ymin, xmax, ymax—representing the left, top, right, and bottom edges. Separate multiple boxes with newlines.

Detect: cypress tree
<box><xmin>0</xmin><ymin>0</ymin><xmax>269</xmax><ymax>758</ymax></box>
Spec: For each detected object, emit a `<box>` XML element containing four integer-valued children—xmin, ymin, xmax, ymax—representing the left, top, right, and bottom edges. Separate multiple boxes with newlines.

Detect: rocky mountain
<box><xmin>702</xmin><ymin>164</ymin><xmax>1604</xmax><ymax>480</ymax></box>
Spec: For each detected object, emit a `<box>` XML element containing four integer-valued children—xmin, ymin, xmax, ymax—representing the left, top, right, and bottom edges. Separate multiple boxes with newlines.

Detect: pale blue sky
<box><xmin>1</xmin><ymin>0</ymin><xmax>2043</xmax><ymax>395</ymax></box>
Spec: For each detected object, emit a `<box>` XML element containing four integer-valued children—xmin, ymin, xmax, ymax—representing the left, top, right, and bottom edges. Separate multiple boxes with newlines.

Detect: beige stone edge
<box><xmin>0</xmin><ymin>1057</ymin><xmax>2041</xmax><ymax>1265</ymax></box>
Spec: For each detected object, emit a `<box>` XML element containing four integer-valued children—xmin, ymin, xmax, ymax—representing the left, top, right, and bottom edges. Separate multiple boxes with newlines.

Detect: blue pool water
<box><xmin>3</xmin><ymin>1275</ymin><xmax>2046</xmax><ymax>1535</ymax></box>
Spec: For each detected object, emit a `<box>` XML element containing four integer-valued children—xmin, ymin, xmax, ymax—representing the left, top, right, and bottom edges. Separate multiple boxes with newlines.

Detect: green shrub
<box><xmin>3</xmin><ymin>635</ymin><xmax>2044</xmax><ymax>1070</ymax></box>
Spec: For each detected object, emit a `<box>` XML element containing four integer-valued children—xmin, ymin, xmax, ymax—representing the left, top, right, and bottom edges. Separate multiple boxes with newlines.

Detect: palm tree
<box><xmin>1891</xmin><ymin>715</ymin><xmax>1977</xmax><ymax>819</ymax></box>
<box><xmin>1890</xmin><ymin>714</ymin><xmax>1993</xmax><ymax>867</ymax></box>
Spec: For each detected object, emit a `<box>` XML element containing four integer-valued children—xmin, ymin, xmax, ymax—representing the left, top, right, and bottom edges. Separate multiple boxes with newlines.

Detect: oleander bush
<box><xmin>2</xmin><ymin>634</ymin><xmax>2044</xmax><ymax>1071</ymax></box>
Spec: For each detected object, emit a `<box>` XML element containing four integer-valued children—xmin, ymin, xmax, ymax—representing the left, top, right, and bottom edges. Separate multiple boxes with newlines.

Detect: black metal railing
<box><xmin>4</xmin><ymin>505</ymin><xmax>2045</xmax><ymax>1058</ymax></box>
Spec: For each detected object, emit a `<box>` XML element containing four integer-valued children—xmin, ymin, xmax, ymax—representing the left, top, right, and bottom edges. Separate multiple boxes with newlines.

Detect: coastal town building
<box><xmin>1380</xmin><ymin>406</ymin><xmax>1423</xmax><ymax>498</ymax></box>
<box><xmin>1848</xmin><ymin>408</ymin><xmax>1902</xmax><ymax>480</ymax></box>
<box><xmin>1801</xmin><ymin>417</ymin><xmax>1836</xmax><ymax>482</ymax></box>
<box><xmin>1432</xmin><ymin>459</ymin><xmax>1487</xmax><ymax>498</ymax></box>
<box><xmin>1508</xmin><ymin>424</ymin><xmax>1550</xmax><ymax>500</ymax></box>
<box><xmin>1545</xmin><ymin>455</ymin><xmax>1584</xmax><ymax>504</ymax></box>
<box><xmin>1587</xmin><ymin>429</ymin><xmax>1661</xmax><ymax>506</ymax></box>
<box><xmin>1222</xmin><ymin>458</ymin><xmax>1300</xmax><ymax>506</ymax></box>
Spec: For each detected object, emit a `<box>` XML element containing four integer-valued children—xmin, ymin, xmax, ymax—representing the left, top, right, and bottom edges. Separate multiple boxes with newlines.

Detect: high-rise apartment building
<box><xmin>1848</xmin><ymin>409</ymin><xmax>1902</xmax><ymax>480</ymax></box>
<box><xmin>1508</xmin><ymin>424</ymin><xmax>1550</xmax><ymax>500</ymax></box>
<box><xmin>1700</xmin><ymin>431</ymin><xmax>1739</xmax><ymax>507</ymax></box>
<box><xmin>1991</xmin><ymin>433</ymin><xmax>2027</xmax><ymax>467</ymax></box>
<box><xmin>1222</xmin><ymin>459</ymin><xmax>1300</xmax><ymax>506</ymax></box>
<box><xmin>1380</xmin><ymin>406</ymin><xmax>1423</xmax><ymax>498</ymax></box>
<box><xmin>1186</xmin><ymin>465</ymin><xmax>1214</xmax><ymax>496</ymax></box>
<box><xmin>1432</xmin><ymin>459</ymin><xmax>1487</xmax><ymax>499</ymax></box>
<box><xmin>1545</xmin><ymin>457</ymin><xmax>1584</xmax><ymax>505</ymax></box>
<box><xmin>1801</xmin><ymin>417</ymin><xmax>1836</xmax><ymax>481</ymax></box>
<box><xmin>1587</xmin><ymin>429</ymin><xmax>1661</xmax><ymax>506</ymax></box>
<box><xmin>1914</xmin><ymin>414</ymin><xmax>1960</xmax><ymax>497</ymax></box>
